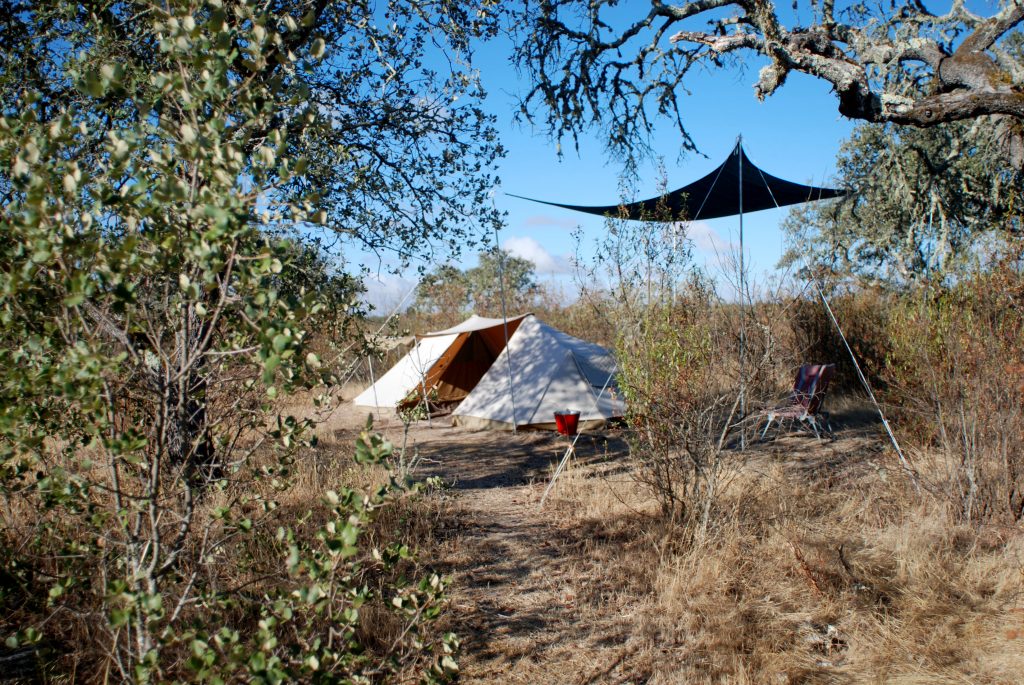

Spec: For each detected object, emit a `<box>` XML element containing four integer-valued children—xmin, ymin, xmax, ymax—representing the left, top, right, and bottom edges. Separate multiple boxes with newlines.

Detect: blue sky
<box><xmin>359</xmin><ymin>16</ymin><xmax>858</xmax><ymax>311</ymax></box>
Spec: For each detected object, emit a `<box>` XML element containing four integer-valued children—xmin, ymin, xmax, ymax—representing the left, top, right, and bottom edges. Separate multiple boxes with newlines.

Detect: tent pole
<box><xmin>737</xmin><ymin>135</ymin><xmax>746</xmax><ymax>450</ymax></box>
<box><xmin>368</xmin><ymin>356</ymin><xmax>380</xmax><ymax>425</ymax></box>
<box><xmin>413</xmin><ymin>336</ymin><xmax>432</xmax><ymax>428</ymax></box>
<box><xmin>493</xmin><ymin>225</ymin><xmax>520</xmax><ymax>433</ymax></box>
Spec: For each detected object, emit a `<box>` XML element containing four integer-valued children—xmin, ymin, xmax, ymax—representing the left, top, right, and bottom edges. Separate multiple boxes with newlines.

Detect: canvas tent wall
<box><xmin>452</xmin><ymin>315</ymin><xmax>622</xmax><ymax>430</ymax></box>
<box><xmin>353</xmin><ymin>314</ymin><xmax>624</xmax><ymax>431</ymax></box>
<box><xmin>352</xmin><ymin>314</ymin><xmax>529</xmax><ymax>410</ymax></box>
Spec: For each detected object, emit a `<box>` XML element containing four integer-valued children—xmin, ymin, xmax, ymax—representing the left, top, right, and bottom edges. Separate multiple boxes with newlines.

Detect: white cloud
<box><xmin>360</xmin><ymin>274</ymin><xmax>417</xmax><ymax>314</ymax></box>
<box><xmin>523</xmin><ymin>214</ymin><xmax>579</xmax><ymax>230</ymax></box>
<box><xmin>502</xmin><ymin>235</ymin><xmax>574</xmax><ymax>275</ymax></box>
<box><xmin>681</xmin><ymin>221</ymin><xmax>734</xmax><ymax>253</ymax></box>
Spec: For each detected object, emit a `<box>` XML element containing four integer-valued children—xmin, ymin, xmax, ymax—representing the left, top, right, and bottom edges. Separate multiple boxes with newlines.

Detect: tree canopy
<box><xmin>0</xmin><ymin>0</ymin><xmax>502</xmax><ymax>678</ymax></box>
<box><xmin>414</xmin><ymin>249</ymin><xmax>540</xmax><ymax>323</ymax></box>
<box><xmin>781</xmin><ymin>118</ymin><xmax>1024</xmax><ymax>284</ymax></box>
<box><xmin>1</xmin><ymin>0</ymin><xmax>504</xmax><ymax>263</ymax></box>
<box><xmin>512</xmin><ymin>0</ymin><xmax>1024</xmax><ymax>164</ymax></box>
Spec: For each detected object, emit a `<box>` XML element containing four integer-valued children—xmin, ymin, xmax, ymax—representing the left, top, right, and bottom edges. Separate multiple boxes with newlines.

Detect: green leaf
<box><xmin>110</xmin><ymin>608</ymin><xmax>130</xmax><ymax>628</ymax></box>
<box><xmin>263</xmin><ymin>354</ymin><xmax>281</xmax><ymax>383</ymax></box>
<box><xmin>83</xmin><ymin>70</ymin><xmax>106</xmax><ymax>97</ymax></box>
<box><xmin>248</xmin><ymin>651</ymin><xmax>266</xmax><ymax>672</ymax></box>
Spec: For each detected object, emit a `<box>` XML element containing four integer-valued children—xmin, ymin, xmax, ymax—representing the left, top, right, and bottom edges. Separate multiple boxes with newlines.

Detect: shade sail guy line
<box><xmin>338</xmin><ymin>281</ymin><xmax>420</xmax><ymax>389</ymax></box>
<box><xmin>810</xmin><ymin>276</ymin><xmax>920</xmax><ymax>493</ymax></box>
<box><xmin>493</xmin><ymin>223</ymin><xmax>520</xmax><ymax>432</ymax></box>
<box><xmin>755</xmin><ymin>163</ymin><xmax>781</xmax><ymax>210</ymax></box>
<box><xmin>690</xmin><ymin>152</ymin><xmax>729</xmax><ymax>222</ymax></box>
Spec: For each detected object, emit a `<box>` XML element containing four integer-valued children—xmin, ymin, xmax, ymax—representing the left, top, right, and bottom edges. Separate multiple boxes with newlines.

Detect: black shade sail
<box><xmin>509</xmin><ymin>141</ymin><xmax>845</xmax><ymax>222</ymax></box>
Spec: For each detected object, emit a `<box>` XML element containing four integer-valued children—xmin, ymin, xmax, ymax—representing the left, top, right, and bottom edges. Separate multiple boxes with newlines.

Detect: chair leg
<box><xmin>760</xmin><ymin>415</ymin><xmax>774</xmax><ymax>440</ymax></box>
<box><xmin>806</xmin><ymin>416</ymin><xmax>821</xmax><ymax>441</ymax></box>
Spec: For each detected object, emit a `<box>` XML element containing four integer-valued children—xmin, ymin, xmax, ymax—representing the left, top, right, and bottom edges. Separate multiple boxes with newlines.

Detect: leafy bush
<box><xmin>616</xmin><ymin>286</ymin><xmax>734</xmax><ymax>532</ymax></box>
<box><xmin>575</xmin><ymin>208</ymin><xmax>758</xmax><ymax>538</ymax></box>
<box><xmin>1</xmin><ymin>419</ymin><xmax>458</xmax><ymax>682</ymax></box>
<box><xmin>0</xmin><ymin>0</ymin><xmax>498</xmax><ymax>678</ymax></box>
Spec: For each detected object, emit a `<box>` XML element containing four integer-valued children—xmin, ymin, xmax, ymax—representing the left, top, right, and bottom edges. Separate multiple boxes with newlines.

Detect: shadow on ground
<box><xmin>377</xmin><ymin>419</ymin><xmax>636</xmax><ymax>681</ymax></box>
<box><xmin>409</xmin><ymin>426</ymin><xmax>629</xmax><ymax>491</ymax></box>
<box><xmin>361</xmin><ymin>402</ymin><xmax>886</xmax><ymax>683</ymax></box>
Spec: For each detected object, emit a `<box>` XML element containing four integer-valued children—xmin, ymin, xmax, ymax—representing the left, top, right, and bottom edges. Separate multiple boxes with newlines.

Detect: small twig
<box><xmin>788</xmin><ymin>539</ymin><xmax>824</xmax><ymax>596</ymax></box>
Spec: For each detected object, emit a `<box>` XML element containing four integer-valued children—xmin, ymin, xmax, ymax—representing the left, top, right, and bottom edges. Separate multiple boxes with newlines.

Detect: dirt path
<box><xmin>406</xmin><ymin>426</ymin><xmax>585</xmax><ymax>681</ymax></box>
<box><xmin>343</xmin><ymin>404</ymin><xmax>886</xmax><ymax>683</ymax></box>
<box><xmin>364</xmin><ymin>419</ymin><xmax>628</xmax><ymax>683</ymax></box>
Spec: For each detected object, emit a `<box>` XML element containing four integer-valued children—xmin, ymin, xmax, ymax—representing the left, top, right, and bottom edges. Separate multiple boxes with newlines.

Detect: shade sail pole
<box><xmin>493</xmin><ymin>225</ymin><xmax>519</xmax><ymax>433</ymax></box>
<box><xmin>737</xmin><ymin>135</ymin><xmax>747</xmax><ymax>449</ymax></box>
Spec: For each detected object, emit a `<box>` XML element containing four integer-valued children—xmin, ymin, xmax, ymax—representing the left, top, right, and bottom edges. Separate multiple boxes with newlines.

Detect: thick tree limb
<box><xmin>515</xmin><ymin>0</ymin><xmax>1024</xmax><ymax>163</ymax></box>
<box><xmin>956</xmin><ymin>2</ymin><xmax>1024</xmax><ymax>54</ymax></box>
<box><xmin>668</xmin><ymin>0</ymin><xmax>1024</xmax><ymax>127</ymax></box>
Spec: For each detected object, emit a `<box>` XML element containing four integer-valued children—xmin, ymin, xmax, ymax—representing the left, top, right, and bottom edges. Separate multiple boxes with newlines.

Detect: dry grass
<box><xmin>539</xmin><ymin>427</ymin><xmax>1024</xmax><ymax>684</ymax></box>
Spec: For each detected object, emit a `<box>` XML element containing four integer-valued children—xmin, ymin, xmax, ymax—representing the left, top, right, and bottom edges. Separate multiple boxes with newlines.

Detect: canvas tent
<box><xmin>353</xmin><ymin>314</ymin><xmax>623</xmax><ymax>431</ymax></box>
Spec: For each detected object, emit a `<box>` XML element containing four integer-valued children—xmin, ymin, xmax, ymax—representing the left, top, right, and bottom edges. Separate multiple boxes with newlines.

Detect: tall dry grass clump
<box><xmin>643</xmin><ymin>461</ymin><xmax>1023</xmax><ymax>682</ymax></box>
<box><xmin>549</xmin><ymin>435</ymin><xmax>1024</xmax><ymax>683</ymax></box>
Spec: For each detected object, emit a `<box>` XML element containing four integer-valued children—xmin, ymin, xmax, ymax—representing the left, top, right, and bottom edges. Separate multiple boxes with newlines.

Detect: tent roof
<box><xmin>352</xmin><ymin>333</ymin><xmax>459</xmax><ymax>408</ymax></box>
<box><xmin>509</xmin><ymin>141</ymin><xmax>845</xmax><ymax>222</ymax></box>
<box><xmin>353</xmin><ymin>313</ymin><xmax>530</xmax><ymax>409</ymax></box>
<box><xmin>424</xmin><ymin>313</ymin><xmax>531</xmax><ymax>337</ymax></box>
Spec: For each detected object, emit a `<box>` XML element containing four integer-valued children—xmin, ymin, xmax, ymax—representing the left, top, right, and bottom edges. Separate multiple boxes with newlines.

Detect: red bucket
<box><xmin>554</xmin><ymin>410</ymin><xmax>580</xmax><ymax>436</ymax></box>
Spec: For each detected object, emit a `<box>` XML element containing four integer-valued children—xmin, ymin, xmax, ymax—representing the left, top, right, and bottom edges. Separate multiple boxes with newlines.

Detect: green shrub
<box><xmin>0</xmin><ymin>0</ymin><xmax>498</xmax><ymax>678</ymax></box>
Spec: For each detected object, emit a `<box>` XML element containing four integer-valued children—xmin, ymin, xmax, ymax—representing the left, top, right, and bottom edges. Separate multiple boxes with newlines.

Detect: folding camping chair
<box><xmin>759</xmin><ymin>364</ymin><xmax>836</xmax><ymax>440</ymax></box>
